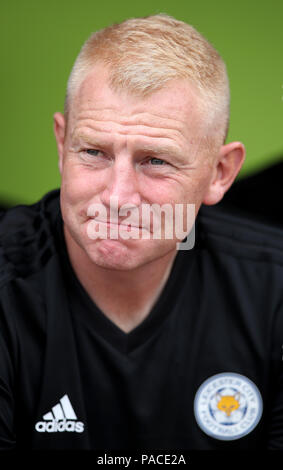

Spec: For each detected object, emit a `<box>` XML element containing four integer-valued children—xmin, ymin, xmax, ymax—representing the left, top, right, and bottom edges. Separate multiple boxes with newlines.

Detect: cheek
<box><xmin>141</xmin><ymin>176</ymin><xmax>188</xmax><ymax>205</ymax></box>
<box><xmin>151</xmin><ymin>179</ymin><xmax>197</xmax><ymax>206</ymax></box>
<box><xmin>182</xmin><ymin>171</ymin><xmax>212</xmax><ymax>204</ymax></box>
<box><xmin>61</xmin><ymin>162</ymin><xmax>104</xmax><ymax>205</ymax></box>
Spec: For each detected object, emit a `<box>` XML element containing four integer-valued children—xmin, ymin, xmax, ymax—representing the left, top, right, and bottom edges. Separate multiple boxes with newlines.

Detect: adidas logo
<box><xmin>35</xmin><ymin>394</ymin><xmax>84</xmax><ymax>433</ymax></box>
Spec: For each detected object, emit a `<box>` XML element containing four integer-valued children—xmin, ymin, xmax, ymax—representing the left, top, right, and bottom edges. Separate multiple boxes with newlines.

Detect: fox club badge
<box><xmin>194</xmin><ymin>372</ymin><xmax>263</xmax><ymax>441</ymax></box>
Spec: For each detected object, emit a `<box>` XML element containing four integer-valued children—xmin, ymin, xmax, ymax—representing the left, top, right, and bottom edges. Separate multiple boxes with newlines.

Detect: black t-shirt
<box><xmin>0</xmin><ymin>189</ymin><xmax>283</xmax><ymax>450</ymax></box>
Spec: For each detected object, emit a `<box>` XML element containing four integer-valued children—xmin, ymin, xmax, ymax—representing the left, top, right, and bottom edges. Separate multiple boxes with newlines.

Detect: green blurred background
<box><xmin>1</xmin><ymin>0</ymin><xmax>283</xmax><ymax>204</ymax></box>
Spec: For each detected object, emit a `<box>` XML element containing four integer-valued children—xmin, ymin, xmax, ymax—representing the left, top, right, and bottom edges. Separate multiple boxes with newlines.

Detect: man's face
<box><xmin>57</xmin><ymin>64</ymin><xmax>217</xmax><ymax>271</ymax></box>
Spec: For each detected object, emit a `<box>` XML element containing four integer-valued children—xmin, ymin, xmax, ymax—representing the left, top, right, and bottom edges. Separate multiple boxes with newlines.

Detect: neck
<box><xmin>63</xmin><ymin>227</ymin><xmax>177</xmax><ymax>332</ymax></box>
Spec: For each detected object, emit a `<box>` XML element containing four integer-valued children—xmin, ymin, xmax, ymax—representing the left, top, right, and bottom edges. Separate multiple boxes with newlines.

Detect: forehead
<box><xmin>69</xmin><ymin>64</ymin><xmax>206</xmax><ymax>139</ymax></box>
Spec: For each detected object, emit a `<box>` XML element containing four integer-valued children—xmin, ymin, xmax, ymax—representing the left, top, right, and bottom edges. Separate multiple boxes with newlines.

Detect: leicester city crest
<box><xmin>194</xmin><ymin>372</ymin><xmax>263</xmax><ymax>440</ymax></box>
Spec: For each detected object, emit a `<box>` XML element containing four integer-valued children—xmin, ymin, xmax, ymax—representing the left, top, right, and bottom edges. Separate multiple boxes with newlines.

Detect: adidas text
<box><xmin>35</xmin><ymin>419</ymin><xmax>84</xmax><ymax>433</ymax></box>
<box><xmin>35</xmin><ymin>394</ymin><xmax>84</xmax><ymax>434</ymax></box>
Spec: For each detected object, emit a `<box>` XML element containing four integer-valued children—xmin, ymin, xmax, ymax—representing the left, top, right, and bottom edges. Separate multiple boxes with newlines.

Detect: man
<box><xmin>0</xmin><ymin>14</ymin><xmax>282</xmax><ymax>450</ymax></box>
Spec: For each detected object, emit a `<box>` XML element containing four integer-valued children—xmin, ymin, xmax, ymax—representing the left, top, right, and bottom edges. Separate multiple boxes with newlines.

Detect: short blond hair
<box><xmin>65</xmin><ymin>14</ymin><xmax>230</xmax><ymax>143</ymax></box>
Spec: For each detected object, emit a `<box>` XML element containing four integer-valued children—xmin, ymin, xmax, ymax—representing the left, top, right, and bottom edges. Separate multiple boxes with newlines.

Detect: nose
<box><xmin>100</xmin><ymin>157</ymin><xmax>142</xmax><ymax>210</ymax></box>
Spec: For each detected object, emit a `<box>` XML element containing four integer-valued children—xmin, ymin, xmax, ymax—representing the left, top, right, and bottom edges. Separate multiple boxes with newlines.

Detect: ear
<box><xmin>234</xmin><ymin>392</ymin><xmax>241</xmax><ymax>401</ymax></box>
<box><xmin>53</xmin><ymin>112</ymin><xmax>66</xmax><ymax>175</ymax></box>
<box><xmin>203</xmin><ymin>141</ymin><xmax>246</xmax><ymax>206</ymax></box>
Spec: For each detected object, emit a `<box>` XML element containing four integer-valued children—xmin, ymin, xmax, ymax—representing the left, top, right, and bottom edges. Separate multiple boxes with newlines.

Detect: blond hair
<box><xmin>65</xmin><ymin>14</ymin><xmax>230</xmax><ymax>143</ymax></box>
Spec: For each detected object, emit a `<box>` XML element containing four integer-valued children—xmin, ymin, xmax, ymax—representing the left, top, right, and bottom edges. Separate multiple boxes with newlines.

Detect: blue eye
<box><xmin>86</xmin><ymin>149</ymin><xmax>101</xmax><ymax>156</ymax></box>
<box><xmin>150</xmin><ymin>158</ymin><xmax>166</xmax><ymax>165</ymax></box>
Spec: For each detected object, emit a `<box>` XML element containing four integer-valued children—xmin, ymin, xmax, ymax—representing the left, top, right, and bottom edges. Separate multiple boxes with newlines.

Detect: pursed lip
<box><xmin>91</xmin><ymin>218</ymin><xmax>148</xmax><ymax>231</ymax></box>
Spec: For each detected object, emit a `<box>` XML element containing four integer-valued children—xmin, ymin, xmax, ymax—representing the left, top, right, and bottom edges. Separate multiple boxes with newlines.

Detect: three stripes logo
<box><xmin>35</xmin><ymin>394</ymin><xmax>84</xmax><ymax>433</ymax></box>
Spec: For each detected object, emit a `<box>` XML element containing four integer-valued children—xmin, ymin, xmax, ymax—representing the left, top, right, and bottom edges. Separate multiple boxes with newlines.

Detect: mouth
<box><xmin>91</xmin><ymin>218</ymin><xmax>149</xmax><ymax>233</ymax></box>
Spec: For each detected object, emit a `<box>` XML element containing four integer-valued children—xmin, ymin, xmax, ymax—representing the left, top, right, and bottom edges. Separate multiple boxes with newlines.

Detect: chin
<box><xmin>85</xmin><ymin>237</ymin><xmax>175</xmax><ymax>271</ymax></box>
<box><xmin>85</xmin><ymin>238</ymin><xmax>144</xmax><ymax>271</ymax></box>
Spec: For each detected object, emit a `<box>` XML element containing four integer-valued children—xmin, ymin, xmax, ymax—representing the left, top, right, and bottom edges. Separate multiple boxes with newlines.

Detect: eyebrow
<box><xmin>71</xmin><ymin>131</ymin><xmax>107</xmax><ymax>146</ymax></box>
<box><xmin>137</xmin><ymin>144</ymin><xmax>186</xmax><ymax>163</ymax></box>
<box><xmin>72</xmin><ymin>131</ymin><xmax>188</xmax><ymax>164</ymax></box>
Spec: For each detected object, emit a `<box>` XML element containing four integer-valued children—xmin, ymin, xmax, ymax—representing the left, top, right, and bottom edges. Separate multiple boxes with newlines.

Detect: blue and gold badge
<box><xmin>194</xmin><ymin>372</ymin><xmax>263</xmax><ymax>440</ymax></box>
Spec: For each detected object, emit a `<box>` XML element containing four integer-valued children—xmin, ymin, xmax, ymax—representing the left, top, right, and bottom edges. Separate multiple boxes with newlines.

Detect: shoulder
<box><xmin>196</xmin><ymin>204</ymin><xmax>283</xmax><ymax>266</ymax></box>
<box><xmin>195</xmin><ymin>205</ymin><xmax>283</xmax><ymax>350</ymax></box>
<box><xmin>0</xmin><ymin>189</ymin><xmax>61</xmax><ymax>289</ymax></box>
